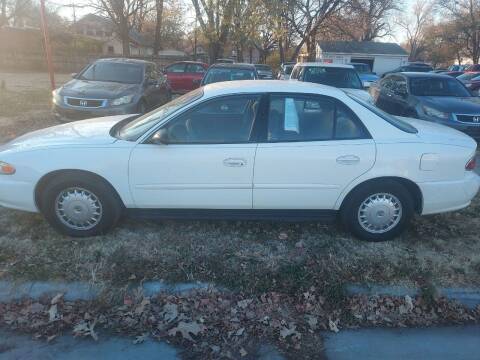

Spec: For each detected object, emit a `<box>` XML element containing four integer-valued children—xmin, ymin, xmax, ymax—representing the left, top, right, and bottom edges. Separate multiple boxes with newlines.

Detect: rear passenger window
<box><xmin>166</xmin><ymin>63</ymin><xmax>186</xmax><ymax>73</ymax></box>
<box><xmin>267</xmin><ymin>95</ymin><xmax>369</xmax><ymax>142</ymax></box>
<box><xmin>186</xmin><ymin>64</ymin><xmax>206</xmax><ymax>73</ymax></box>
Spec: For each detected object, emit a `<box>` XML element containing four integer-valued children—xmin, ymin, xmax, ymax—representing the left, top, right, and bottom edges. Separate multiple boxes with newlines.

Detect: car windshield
<box><xmin>79</xmin><ymin>62</ymin><xmax>144</xmax><ymax>84</ymax></box>
<box><xmin>284</xmin><ymin>65</ymin><xmax>294</xmax><ymax>75</ymax></box>
<box><xmin>351</xmin><ymin>63</ymin><xmax>371</xmax><ymax>73</ymax></box>
<box><xmin>458</xmin><ymin>73</ymin><xmax>480</xmax><ymax>81</ymax></box>
<box><xmin>410</xmin><ymin>77</ymin><xmax>471</xmax><ymax>97</ymax></box>
<box><xmin>255</xmin><ymin>65</ymin><xmax>271</xmax><ymax>71</ymax></box>
<box><xmin>202</xmin><ymin>68</ymin><xmax>255</xmax><ymax>84</ymax></box>
<box><xmin>117</xmin><ymin>88</ymin><xmax>204</xmax><ymax>141</ymax></box>
<box><xmin>348</xmin><ymin>94</ymin><xmax>418</xmax><ymax>134</ymax></box>
<box><xmin>303</xmin><ymin>67</ymin><xmax>362</xmax><ymax>89</ymax></box>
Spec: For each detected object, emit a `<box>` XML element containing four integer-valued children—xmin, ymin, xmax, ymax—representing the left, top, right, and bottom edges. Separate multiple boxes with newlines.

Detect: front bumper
<box><xmin>419</xmin><ymin>171</ymin><xmax>480</xmax><ymax>215</ymax></box>
<box><xmin>0</xmin><ymin>176</ymin><xmax>37</xmax><ymax>212</ymax></box>
<box><xmin>53</xmin><ymin>102</ymin><xmax>138</xmax><ymax>122</ymax></box>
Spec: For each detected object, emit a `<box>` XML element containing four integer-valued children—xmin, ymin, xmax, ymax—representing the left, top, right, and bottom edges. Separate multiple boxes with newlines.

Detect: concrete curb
<box><xmin>0</xmin><ymin>280</ymin><xmax>215</xmax><ymax>303</ymax></box>
<box><xmin>346</xmin><ymin>284</ymin><xmax>480</xmax><ymax>309</ymax></box>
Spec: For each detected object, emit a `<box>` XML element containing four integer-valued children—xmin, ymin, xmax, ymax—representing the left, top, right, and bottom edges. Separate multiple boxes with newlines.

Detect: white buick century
<box><xmin>0</xmin><ymin>81</ymin><xmax>478</xmax><ymax>241</ymax></box>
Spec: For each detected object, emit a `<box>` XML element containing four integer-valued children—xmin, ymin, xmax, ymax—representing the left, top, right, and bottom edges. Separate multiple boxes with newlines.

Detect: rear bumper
<box><xmin>0</xmin><ymin>176</ymin><xmax>37</xmax><ymax>212</ymax></box>
<box><xmin>419</xmin><ymin>172</ymin><xmax>480</xmax><ymax>215</ymax></box>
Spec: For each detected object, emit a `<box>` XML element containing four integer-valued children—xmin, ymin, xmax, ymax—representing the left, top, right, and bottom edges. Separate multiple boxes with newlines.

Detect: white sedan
<box><xmin>0</xmin><ymin>81</ymin><xmax>478</xmax><ymax>241</ymax></box>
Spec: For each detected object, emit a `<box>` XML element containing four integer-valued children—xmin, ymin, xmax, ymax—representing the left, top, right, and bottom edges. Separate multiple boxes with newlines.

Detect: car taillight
<box><xmin>466</xmin><ymin>157</ymin><xmax>477</xmax><ymax>171</ymax></box>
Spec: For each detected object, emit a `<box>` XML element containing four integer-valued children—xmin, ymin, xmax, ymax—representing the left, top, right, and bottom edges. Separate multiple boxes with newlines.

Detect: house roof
<box><xmin>318</xmin><ymin>41</ymin><xmax>408</xmax><ymax>56</ymax></box>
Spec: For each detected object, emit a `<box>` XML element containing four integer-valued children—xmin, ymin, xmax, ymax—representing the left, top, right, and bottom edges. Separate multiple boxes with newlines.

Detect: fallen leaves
<box><xmin>73</xmin><ymin>320</ymin><xmax>98</xmax><ymax>341</ymax></box>
<box><xmin>168</xmin><ymin>321</ymin><xmax>206</xmax><ymax>342</ymax></box>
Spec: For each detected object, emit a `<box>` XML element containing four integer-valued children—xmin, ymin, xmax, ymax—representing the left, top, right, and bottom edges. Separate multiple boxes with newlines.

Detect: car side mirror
<box><xmin>150</xmin><ymin>128</ymin><xmax>169</xmax><ymax>144</ymax></box>
<box><xmin>71</xmin><ymin>73</ymin><xmax>77</xmax><ymax>79</ymax></box>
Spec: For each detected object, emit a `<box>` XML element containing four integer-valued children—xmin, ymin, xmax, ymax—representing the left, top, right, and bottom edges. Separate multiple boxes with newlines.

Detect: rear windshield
<box><xmin>203</xmin><ymin>68</ymin><xmax>256</xmax><ymax>85</ymax></box>
<box><xmin>79</xmin><ymin>62</ymin><xmax>143</xmax><ymax>84</ymax></box>
<box><xmin>348</xmin><ymin>94</ymin><xmax>418</xmax><ymax>134</ymax></box>
<box><xmin>410</xmin><ymin>77</ymin><xmax>471</xmax><ymax>97</ymax></box>
<box><xmin>303</xmin><ymin>67</ymin><xmax>362</xmax><ymax>89</ymax></box>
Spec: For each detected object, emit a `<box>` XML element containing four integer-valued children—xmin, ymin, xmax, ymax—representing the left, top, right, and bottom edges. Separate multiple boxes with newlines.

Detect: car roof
<box><xmin>208</xmin><ymin>63</ymin><xmax>256</xmax><ymax>69</ymax></box>
<box><xmin>202</xmin><ymin>80</ymin><xmax>345</xmax><ymax>98</ymax></box>
<box><xmin>295</xmin><ymin>62</ymin><xmax>354</xmax><ymax>69</ymax></box>
<box><xmin>96</xmin><ymin>58</ymin><xmax>150</xmax><ymax>65</ymax></box>
<box><xmin>396</xmin><ymin>72</ymin><xmax>455</xmax><ymax>79</ymax></box>
<box><xmin>169</xmin><ymin>61</ymin><xmax>206</xmax><ymax>65</ymax></box>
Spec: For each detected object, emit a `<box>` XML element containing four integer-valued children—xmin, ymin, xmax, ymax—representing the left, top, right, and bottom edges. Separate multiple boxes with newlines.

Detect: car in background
<box><xmin>254</xmin><ymin>64</ymin><xmax>274</xmax><ymax>79</ymax></box>
<box><xmin>278</xmin><ymin>62</ymin><xmax>295</xmax><ymax>80</ymax></box>
<box><xmin>289</xmin><ymin>63</ymin><xmax>374</xmax><ymax>103</ymax></box>
<box><xmin>458</xmin><ymin>72</ymin><xmax>480</xmax><ymax>95</ymax></box>
<box><xmin>164</xmin><ymin>61</ymin><xmax>208</xmax><ymax>94</ymax></box>
<box><xmin>441</xmin><ymin>71</ymin><xmax>465</xmax><ymax>78</ymax></box>
<box><xmin>449</xmin><ymin>64</ymin><xmax>469</xmax><ymax>72</ymax></box>
<box><xmin>465</xmin><ymin>64</ymin><xmax>480</xmax><ymax>72</ymax></box>
<box><xmin>349</xmin><ymin>62</ymin><xmax>379</xmax><ymax>88</ymax></box>
<box><xmin>201</xmin><ymin>63</ymin><xmax>258</xmax><ymax>86</ymax></box>
<box><xmin>369</xmin><ymin>72</ymin><xmax>480</xmax><ymax>140</ymax></box>
<box><xmin>381</xmin><ymin>62</ymin><xmax>433</xmax><ymax>78</ymax></box>
<box><xmin>431</xmin><ymin>69</ymin><xmax>448</xmax><ymax>73</ymax></box>
<box><xmin>215</xmin><ymin>58</ymin><xmax>235</xmax><ymax>64</ymax></box>
<box><xmin>53</xmin><ymin>58</ymin><xmax>172</xmax><ymax>122</ymax></box>
<box><xmin>2</xmin><ymin>81</ymin><xmax>479</xmax><ymax>241</ymax></box>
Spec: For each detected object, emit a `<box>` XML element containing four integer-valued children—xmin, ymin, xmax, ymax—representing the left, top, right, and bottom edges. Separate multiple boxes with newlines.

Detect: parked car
<box><xmin>369</xmin><ymin>72</ymin><xmax>480</xmax><ymax>139</ymax></box>
<box><xmin>290</xmin><ymin>63</ymin><xmax>374</xmax><ymax>103</ymax></box>
<box><xmin>2</xmin><ymin>80</ymin><xmax>478</xmax><ymax>241</ymax></box>
<box><xmin>53</xmin><ymin>58</ymin><xmax>172</xmax><ymax>122</ymax></box>
<box><xmin>441</xmin><ymin>71</ymin><xmax>465</xmax><ymax>78</ymax></box>
<box><xmin>215</xmin><ymin>58</ymin><xmax>235</xmax><ymax>64</ymax></box>
<box><xmin>458</xmin><ymin>72</ymin><xmax>480</xmax><ymax>95</ymax></box>
<box><xmin>381</xmin><ymin>63</ymin><xmax>433</xmax><ymax>78</ymax></box>
<box><xmin>254</xmin><ymin>64</ymin><xmax>274</xmax><ymax>79</ymax></box>
<box><xmin>277</xmin><ymin>63</ymin><xmax>295</xmax><ymax>80</ymax></box>
<box><xmin>163</xmin><ymin>61</ymin><xmax>208</xmax><ymax>94</ymax></box>
<box><xmin>348</xmin><ymin>62</ymin><xmax>379</xmax><ymax>88</ymax></box>
<box><xmin>448</xmin><ymin>65</ymin><xmax>469</xmax><ymax>72</ymax></box>
<box><xmin>465</xmin><ymin>64</ymin><xmax>480</xmax><ymax>72</ymax></box>
<box><xmin>201</xmin><ymin>63</ymin><xmax>258</xmax><ymax>86</ymax></box>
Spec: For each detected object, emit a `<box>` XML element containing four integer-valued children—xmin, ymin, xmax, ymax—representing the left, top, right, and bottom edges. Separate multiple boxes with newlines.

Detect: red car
<box><xmin>164</xmin><ymin>61</ymin><xmax>208</xmax><ymax>94</ymax></box>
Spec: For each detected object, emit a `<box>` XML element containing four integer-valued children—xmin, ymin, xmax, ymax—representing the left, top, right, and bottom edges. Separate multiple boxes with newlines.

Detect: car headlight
<box><xmin>52</xmin><ymin>89</ymin><xmax>62</xmax><ymax>105</ymax></box>
<box><xmin>422</xmin><ymin>105</ymin><xmax>449</xmax><ymax>120</ymax></box>
<box><xmin>0</xmin><ymin>161</ymin><xmax>15</xmax><ymax>175</ymax></box>
<box><xmin>111</xmin><ymin>94</ymin><xmax>134</xmax><ymax>106</ymax></box>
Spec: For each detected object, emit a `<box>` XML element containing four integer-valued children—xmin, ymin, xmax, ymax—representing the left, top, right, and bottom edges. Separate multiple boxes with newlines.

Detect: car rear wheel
<box><xmin>39</xmin><ymin>174</ymin><xmax>123</xmax><ymax>237</ymax></box>
<box><xmin>340</xmin><ymin>180</ymin><xmax>414</xmax><ymax>241</ymax></box>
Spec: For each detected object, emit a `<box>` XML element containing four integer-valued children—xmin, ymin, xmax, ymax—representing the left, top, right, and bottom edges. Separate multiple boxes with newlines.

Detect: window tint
<box><xmin>303</xmin><ymin>67</ymin><xmax>363</xmax><ymax>89</ymax></box>
<box><xmin>410</xmin><ymin>77</ymin><xmax>471</xmax><ymax>97</ymax></box>
<box><xmin>166</xmin><ymin>63</ymin><xmax>186</xmax><ymax>73</ymax></box>
<box><xmin>79</xmin><ymin>62</ymin><xmax>143</xmax><ymax>84</ymax></box>
<box><xmin>267</xmin><ymin>95</ymin><xmax>369</xmax><ymax>142</ymax></box>
<box><xmin>163</xmin><ymin>95</ymin><xmax>261</xmax><ymax>143</ymax></box>
<box><xmin>186</xmin><ymin>63</ymin><xmax>206</xmax><ymax>73</ymax></box>
<box><xmin>202</xmin><ymin>68</ymin><xmax>256</xmax><ymax>85</ymax></box>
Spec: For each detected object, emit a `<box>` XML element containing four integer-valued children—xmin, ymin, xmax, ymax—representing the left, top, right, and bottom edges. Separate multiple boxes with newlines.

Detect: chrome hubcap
<box><xmin>55</xmin><ymin>187</ymin><xmax>102</xmax><ymax>230</ymax></box>
<box><xmin>358</xmin><ymin>193</ymin><xmax>402</xmax><ymax>234</ymax></box>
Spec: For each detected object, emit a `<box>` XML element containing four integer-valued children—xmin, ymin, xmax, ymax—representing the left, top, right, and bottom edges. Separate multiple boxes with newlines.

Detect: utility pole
<box><xmin>194</xmin><ymin>17</ymin><xmax>197</xmax><ymax>61</ymax></box>
<box><xmin>39</xmin><ymin>0</ymin><xmax>55</xmax><ymax>91</ymax></box>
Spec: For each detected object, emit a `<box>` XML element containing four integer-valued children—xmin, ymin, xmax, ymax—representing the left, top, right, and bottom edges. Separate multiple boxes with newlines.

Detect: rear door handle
<box><xmin>336</xmin><ymin>155</ymin><xmax>360</xmax><ymax>165</ymax></box>
<box><xmin>223</xmin><ymin>158</ymin><xmax>247</xmax><ymax>167</ymax></box>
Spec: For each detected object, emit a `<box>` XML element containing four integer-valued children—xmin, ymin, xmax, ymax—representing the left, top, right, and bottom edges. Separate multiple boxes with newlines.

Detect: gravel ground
<box><xmin>0</xmin><ymin>72</ymin><xmax>479</xmax><ymax>299</ymax></box>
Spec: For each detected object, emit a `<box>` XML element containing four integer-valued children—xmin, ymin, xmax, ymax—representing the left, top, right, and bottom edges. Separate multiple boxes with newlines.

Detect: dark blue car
<box><xmin>369</xmin><ymin>72</ymin><xmax>480</xmax><ymax>140</ymax></box>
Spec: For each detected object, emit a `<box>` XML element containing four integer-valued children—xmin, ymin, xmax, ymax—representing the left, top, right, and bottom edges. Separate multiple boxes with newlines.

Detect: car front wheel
<box><xmin>340</xmin><ymin>180</ymin><xmax>414</xmax><ymax>241</ymax></box>
<box><xmin>39</xmin><ymin>174</ymin><xmax>123</xmax><ymax>237</ymax></box>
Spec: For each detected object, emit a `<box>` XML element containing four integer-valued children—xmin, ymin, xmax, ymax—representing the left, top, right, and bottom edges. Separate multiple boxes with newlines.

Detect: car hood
<box><xmin>420</xmin><ymin>96</ymin><xmax>480</xmax><ymax>114</ymax></box>
<box><xmin>60</xmin><ymin>79</ymin><xmax>141</xmax><ymax>99</ymax></box>
<box><xmin>342</xmin><ymin>88</ymin><xmax>374</xmax><ymax>103</ymax></box>
<box><xmin>0</xmin><ymin>115</ymin><xmax>133</xmax><ymax>153</ymax></box>
<box><xmin>397</xmin><ymin>116</ymin><xmax>477</xmax><ymax>148</ymax></box>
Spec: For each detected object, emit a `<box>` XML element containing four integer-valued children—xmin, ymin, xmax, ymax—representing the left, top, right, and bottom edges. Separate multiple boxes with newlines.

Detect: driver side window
<box><xmin>161</xmin><ymin>95</ymin><xmax>261</xmax><ymax>144</ymax></box>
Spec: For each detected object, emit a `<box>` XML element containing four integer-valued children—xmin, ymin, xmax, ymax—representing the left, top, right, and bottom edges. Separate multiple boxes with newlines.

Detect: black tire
<box><xmin>39</xmin><ymin>173</ymin><xmax>123</xmax><ymax>237</ymax></box>
<box><xmin>340</xmin><ymin>180</ymin><xmax>414</xmax><ymax>242</ymax></box>
<box><xmin>137</xmin><ymin>100</ymin><xmax>147</xmax><ymax>114</ymax></box>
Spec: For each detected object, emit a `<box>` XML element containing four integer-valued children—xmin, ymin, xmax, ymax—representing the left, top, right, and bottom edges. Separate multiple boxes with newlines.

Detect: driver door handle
<box><xmin>223</xmin><ymin>158</ymin><xmax>247</xmax><ymax>167</ymax></box>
